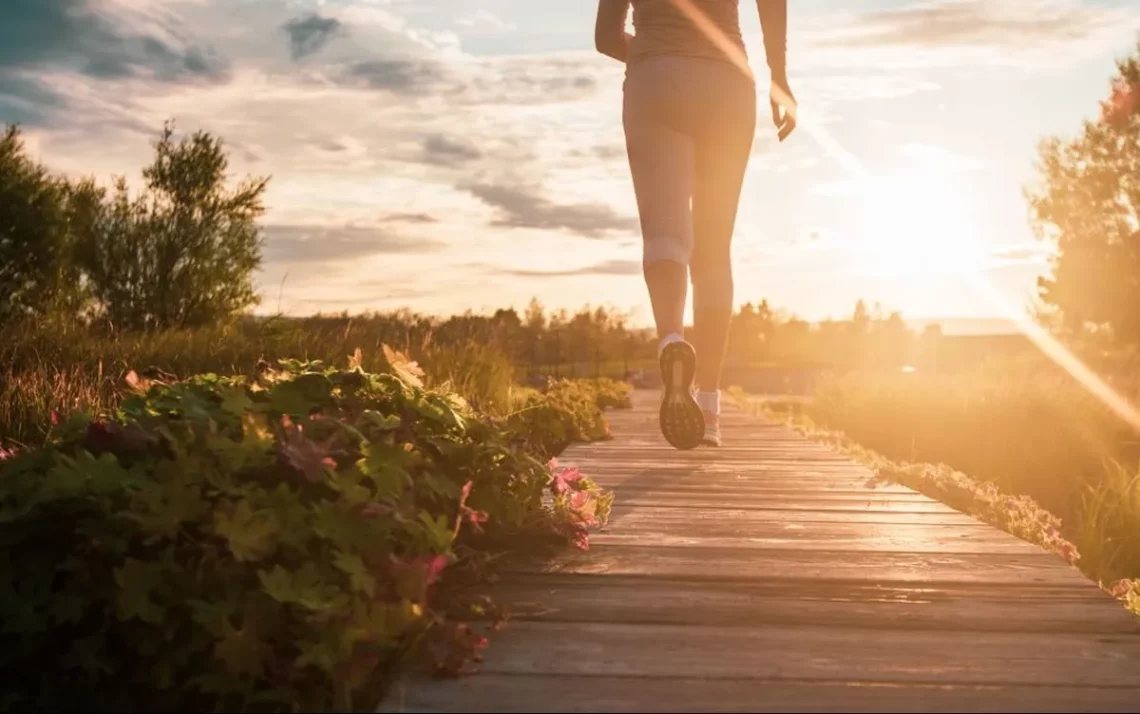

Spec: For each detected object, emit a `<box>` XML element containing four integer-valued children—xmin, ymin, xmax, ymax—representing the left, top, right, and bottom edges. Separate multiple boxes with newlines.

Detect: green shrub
<box><xmin>504</xmin><ymin>378</ymin><xmax>632</xmax><ymax>461</ymax></box>
<box><xmin>0</xmin><ymin>348</ymin><xmax>611</xmax><ymax>712</ymax></box>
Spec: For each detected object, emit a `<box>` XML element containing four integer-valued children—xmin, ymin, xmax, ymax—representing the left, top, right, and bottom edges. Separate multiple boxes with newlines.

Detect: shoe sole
<box><xmin>658</xmin><ymin>341</ymin><xmax>704</xmax><ymax>451</ymax></box>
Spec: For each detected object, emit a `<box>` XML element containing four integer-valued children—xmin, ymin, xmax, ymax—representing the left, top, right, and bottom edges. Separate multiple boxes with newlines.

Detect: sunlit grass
<box><xmin>740</xmin><ymin>354</ymin><xmax>1140</xmax><ymax>595</ymax></box>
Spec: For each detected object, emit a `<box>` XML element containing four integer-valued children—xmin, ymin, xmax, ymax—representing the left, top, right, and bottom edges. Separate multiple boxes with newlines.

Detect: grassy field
<box><xmin>745</xmin><ymin>351</ymin><xmax>1140</xmax><ymax>592</ymax></box>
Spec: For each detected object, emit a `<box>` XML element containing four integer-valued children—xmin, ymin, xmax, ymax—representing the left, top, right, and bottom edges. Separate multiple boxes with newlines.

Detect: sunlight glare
<box><xmin>856</xmin><ymin>171</ymin><xmax>986</xmax><ymax>278</ymax></box>
<box><xmin>668</xmin><ymin>0</ymin><xmax>1140</xmax><ymax>436</ymax></box>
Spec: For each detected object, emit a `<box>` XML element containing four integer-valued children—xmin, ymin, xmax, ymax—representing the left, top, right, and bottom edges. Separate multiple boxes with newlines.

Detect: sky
<box><xmin>2</xmin><ymin>0</ymin><xmax>1138</xmax><ymax>328</ymax></box>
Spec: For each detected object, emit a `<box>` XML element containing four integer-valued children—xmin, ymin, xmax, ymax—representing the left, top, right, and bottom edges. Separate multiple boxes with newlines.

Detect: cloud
<box><xmin>461</xmin><ymin>182</ymin><xmax>639</xmax><ymax>237</ymax></box>
<box><xmin>807</xmin><ymin>0</ymin><xmax>1135</xmax><ymax>67</ymax></box>
<box><xmin>498</xmin><ymin>259</ymin><xmax>642</xmax><ymax>278</ymax></box>
<box><xmin>0</xmin><ymin>0</ymin><xmax>228</xmax><ymax>82</ymax></box>
<box><xmin>341</xmin><ymin>59</ymin><xmax>447</xmax><ymax>94</ymax></box>
<box><xmin>989</xmin><ymin>244</ymin><xmax>1053</xmax><ymax>265</ymax></box>
<box><xmin>421</xmin><ymin>134</ymin><xmax>483</xmax><ymax>166</ymax></box>
<box><xmin>283</xmin><ymin>13</ymin><xmax>345</xmax><ymax>61</ymax></box>
<box><xmin>382</xmin><ymin>212</ymin><xmax>439</xmax><ymax>224</ymax></box>
<box><xmin>456</xmin><ymin>10</ymin><xmax>517</xmax><ymax>33</ymax></box>
<box><xmin>262</xmin><ymin>225</ymin><xmax>444</xmax><ymax>266</ymax></box>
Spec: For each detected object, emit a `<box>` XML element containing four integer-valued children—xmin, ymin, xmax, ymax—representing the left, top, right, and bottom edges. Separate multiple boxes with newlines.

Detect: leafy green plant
<box><xmin>0</xmin><ymin>347</ymin><xmax>611</xmax><ymax>712</ymax></box>
<box><xmin>503</xmin><ymin>377</ymin><xmax>631</xmax><ymax>461</ymax></box>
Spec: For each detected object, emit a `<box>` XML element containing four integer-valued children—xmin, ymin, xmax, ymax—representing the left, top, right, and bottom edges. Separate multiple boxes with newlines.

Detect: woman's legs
<box><xmin>624</xmin><ymin>59</ymin><xmax>706</xmax><ymax>450</ymax></box>
<box><xmin>622</xmin><ymin>56</ymin><xmax>755</xmax><ymax>448</ymax></box>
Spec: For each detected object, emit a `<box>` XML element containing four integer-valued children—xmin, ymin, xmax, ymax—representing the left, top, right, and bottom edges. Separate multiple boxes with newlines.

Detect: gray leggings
<box><xmin>623</xmin><ymin>56</ymin><xmax>757</xmax><ymax>310</ymax></box>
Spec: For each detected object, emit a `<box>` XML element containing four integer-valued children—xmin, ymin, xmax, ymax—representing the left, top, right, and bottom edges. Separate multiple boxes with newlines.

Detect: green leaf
<box><xmin>213</xmin><ymin>620</ymin><xmax>271</xmax><ymax>678</ymax></box>
<box><xmin>258</xmin><ymin>565</ymin><xmax>296</xmax><ymax>605</ymax></box>
<box><xmin>114</xmin><ymin>558</ymin><xmax>166</xmax><ymax>624</ymax></box>
<box><xmin>51</xmin><ymin>592</ymin><xmax>88</xmax><ymax>625</ymax></box>
<box><xmin>333</xmin><ymin>551</ymin><xmax>376</xmax><ymax>597</ymax></box>
<box><xmin>214</xmin><ymin>500</ymin><xmax>280</xmax><ymax>562</ymax></box>
<box><xmin>218</xmin><ymin>384</ymin><xmax>253</xmax><ymax>417</ymax></box>
<box><xmin>417</xmin><ymin>510</ymin><xmax>456</xmax><ymax>552</ymax></box>
<box><xmin>359</xmin><ymin>410</ymin><xmax>401</xmax><ymax>432</ymax></box>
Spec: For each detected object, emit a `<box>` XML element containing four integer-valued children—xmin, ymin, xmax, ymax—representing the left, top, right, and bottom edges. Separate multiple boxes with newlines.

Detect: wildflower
<box><xmin>1112</xmin><ymin>580</ymin><xmax>1132</xmax><ymax>599</ymax></box>
<box><xmin>455</xmin><ymin>481</ymin><xmax>490</xmax><ymax>536</ymax></box>
<box><xmin>552</xmin><ymin>466</ymin><xmax>585</xmax><ymax>496</ymax></box>
<box><xmin>390</xmin><ymin>554</ymin><xmax>450</xmax><ymax>603</ymax></box>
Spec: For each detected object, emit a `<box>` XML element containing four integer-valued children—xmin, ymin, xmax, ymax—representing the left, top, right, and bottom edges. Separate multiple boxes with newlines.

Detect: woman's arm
<box><xmin>756</xmin><ymin>0</ymin><xmax>787</xmax><ymax>79</ymax></box>
<box><xmin>757</xmin><ymin>0</ymin><xmax>796</xmax><ymax>140</ymax></box>
<box><xmin>596</xmin><ymin>0</ymin><xmax>632</xmax><ymax>63</ymax></box>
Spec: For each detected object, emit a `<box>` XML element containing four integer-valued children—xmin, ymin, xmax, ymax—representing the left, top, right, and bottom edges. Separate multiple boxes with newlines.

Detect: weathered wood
<box><xmin>519</xmin><ymin>544</ymin><xmax>1085</xmax><ymax>585</ymax></box>
<box><xmin>476</xmin><ymin>575</ymin><xmax>1140</xmax><ymax>634</ymax></box>
<box><xmin>604</xmin><ymin>504</ymin><xmax>984</xmax><ymax>525</ymax></box>
<box><xmin>435</xmin><ymin>620</ymin><xmax>1140</xmax><ymax>686</ymax></box>
<box><xmin>377</xmin><ymin>390</ymin><xmax>1140</xmax><ymax>713</ymax></box>
<box><xmin>381</xmin><ymin>675</ymin><xmax>1140</xmax><ymax>713</ymax></box>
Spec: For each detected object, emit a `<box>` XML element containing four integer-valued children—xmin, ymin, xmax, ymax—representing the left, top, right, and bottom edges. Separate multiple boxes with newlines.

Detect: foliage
<box><xmin>0</xmin><ymin>350</ymin><xmax>611</xmax><ymax>712</ymax></box>
<box><xmin>76</xmin><ymin>121</ymin><xmax>268</xmax><ymax>330</ymax></box>
<box><xmin>504</xmin><ymin>378</ymin><xmax>631</xmax><ymax>461</ymax></box>
<box><xmin>0</xmin><ymin>125</ymin><xmax>97</xmax><ymax>325</ymax></box>
<box><xmin>0</xmin><ymin>318</ymin><xmax>637</xmax><ymax>449</ymax></box>
<box><xmin>1027</xmin><ymin>42</ymin><xmax>1140</xmax><ymax>343</ymax></box>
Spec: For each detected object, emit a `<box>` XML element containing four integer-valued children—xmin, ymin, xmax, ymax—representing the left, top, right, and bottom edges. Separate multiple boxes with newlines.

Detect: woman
<box><xmin>595</xmin><ymin>0</ymin><xmax>796</xmax><ymax>450</ymax></box>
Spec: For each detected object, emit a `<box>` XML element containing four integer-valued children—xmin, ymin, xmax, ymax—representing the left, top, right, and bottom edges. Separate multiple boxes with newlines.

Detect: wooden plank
<box><xmin>609</xmin><ymin>492</ymin><xmax>952</xmax><ymax>511</ymax></box>
<box><xmin>604</xmin><ymin>505</ymin><xmax>976</xmax><ymax>525</ymax></box>
<box><xmin>515</xmin><ymin>544</ymin><xmax>1087</xmax><ymax>587</ymax></box>
<box><xmin>589</xmin><ymin>530</ymin><xmax>1041</xmax><ymax>555</ymax></box>
<box><xmin>478</xmin><ymin>575</ymin><xmax>1138</xmax><ymax>634</ymax></box>
<box><xmin>445</xmin><ymin>621</ymin><xmax>1140</xmax><ymax>688</ymax></box>
<box><xmin>380</xmin><ymin>675</ymin><xmax>1140</xmax><ymax>713</ymax></box>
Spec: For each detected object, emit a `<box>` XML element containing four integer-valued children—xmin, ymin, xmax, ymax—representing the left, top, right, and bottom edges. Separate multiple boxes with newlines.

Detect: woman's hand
<box><xmin>770</xmin><ymin>72</ymin><xmax>797</xmax><ymax>141</ymax></box>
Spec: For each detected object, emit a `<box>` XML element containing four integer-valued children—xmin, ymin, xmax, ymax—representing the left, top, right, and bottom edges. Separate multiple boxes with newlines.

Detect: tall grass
<box><xmin>0</xmin><ymin>317</ymin><xmax>518</xmax><ymax>446</ymax></box>
<box><xmin>781</xmin><ymin>355</ymin><xmax>1140</xmax><ymax>584</ymax></box>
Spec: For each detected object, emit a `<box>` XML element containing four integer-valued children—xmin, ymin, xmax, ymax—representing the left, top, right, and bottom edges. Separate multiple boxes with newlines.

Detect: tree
<box><xmin>78</xmin><ymin>121</ymin><xmax>270</xmax><ymax>330</ymax></box>
<box><xmin>1027</xmin><ymin>43</ymin><xmax>1140</xmax><ymax>343</ymax></box>
<box><xmin>0</xmin><ymin>125</ymin><xmax>96</xmax><ymax>325</ymax></box>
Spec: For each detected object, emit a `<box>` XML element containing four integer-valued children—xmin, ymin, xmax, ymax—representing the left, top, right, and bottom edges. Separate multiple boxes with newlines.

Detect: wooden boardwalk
<box><xmin>381</xmin><ymin>390</ymin><xmax>1140</xmax><ymax>713</ymax></box>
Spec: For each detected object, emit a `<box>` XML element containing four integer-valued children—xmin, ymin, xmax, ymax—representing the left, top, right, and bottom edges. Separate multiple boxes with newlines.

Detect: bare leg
<box><xmin>690</xmin><ymin>72</ymin><xmax>756</xmax><ymax>447</ymax></box>
<box><xmin>645</xmin><ymin>260</ymin><xmax>687</xmax><ymax>340</ymax></box>
<box><xmin>691</xmin><ymin>131</ymin><xmax>753</xmax><ymax>391</ymax></box>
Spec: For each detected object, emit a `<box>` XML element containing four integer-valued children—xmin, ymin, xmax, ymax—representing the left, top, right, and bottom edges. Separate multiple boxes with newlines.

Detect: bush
<box><xmin>0</xmin><ymin>348</ymin><xmax>611</xmax><ymax>712</ymax></box>
<box><xmin>505</xmin><ymin>378</ymin><xmax>632</xmax><ymax>461</ymax></box>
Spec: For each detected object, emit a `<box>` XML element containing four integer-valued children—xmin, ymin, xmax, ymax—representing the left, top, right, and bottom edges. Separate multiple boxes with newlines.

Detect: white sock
<box><xmin>697</xmin><ymin>390</ymin><xmax>721</xmax><ymax>415</ymax></box>
<box><xmin>657</xmin><ymin>332</ymin><xmax>685</xmax><ymax>358</ymax></box>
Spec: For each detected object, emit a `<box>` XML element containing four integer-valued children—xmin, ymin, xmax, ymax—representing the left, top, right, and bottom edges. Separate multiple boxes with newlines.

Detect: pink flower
<box><xmin>0</xmin><ymin>444</ymin><xmax>18</xmax><ymax>461</ymax></box>
<box><xmin>1056</xmin><ymin>542</ymin><xmax>1080</xmax><ymax>564</ymax></box>
<box><xmin>552</xmin><ymin>466</ymin><xmax>585</xmax><ymax>496</ymax></box>
<box><xmin>390</xmin><ymin>554</ymin><xmax>450</xmax><ymax>603</ymax></box>
<box><xmin>455</xmin><ymin>481</ymin><xmax>490</xmax><ymax>536</ymax></box>
<box><xmin>569</xmin><ymin>490</ymin><xmax>598</xmax><ymax>526</ymax></box>
<box><xmin>572</xmin><ymin>527</ymin><xmax>590</xmax><ymax>552</ymax></box>
<box><xmin>1112</xmin><ymin>580</ymin><xmax>1133</xmax><ymax>599</ymax></box>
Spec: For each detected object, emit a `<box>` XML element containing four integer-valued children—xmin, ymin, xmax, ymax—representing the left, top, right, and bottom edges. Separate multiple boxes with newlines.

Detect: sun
<box><xmin>854</xmin><ymin>170</ymin><xmax>985</xmax><ymax>279</ymax></box>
